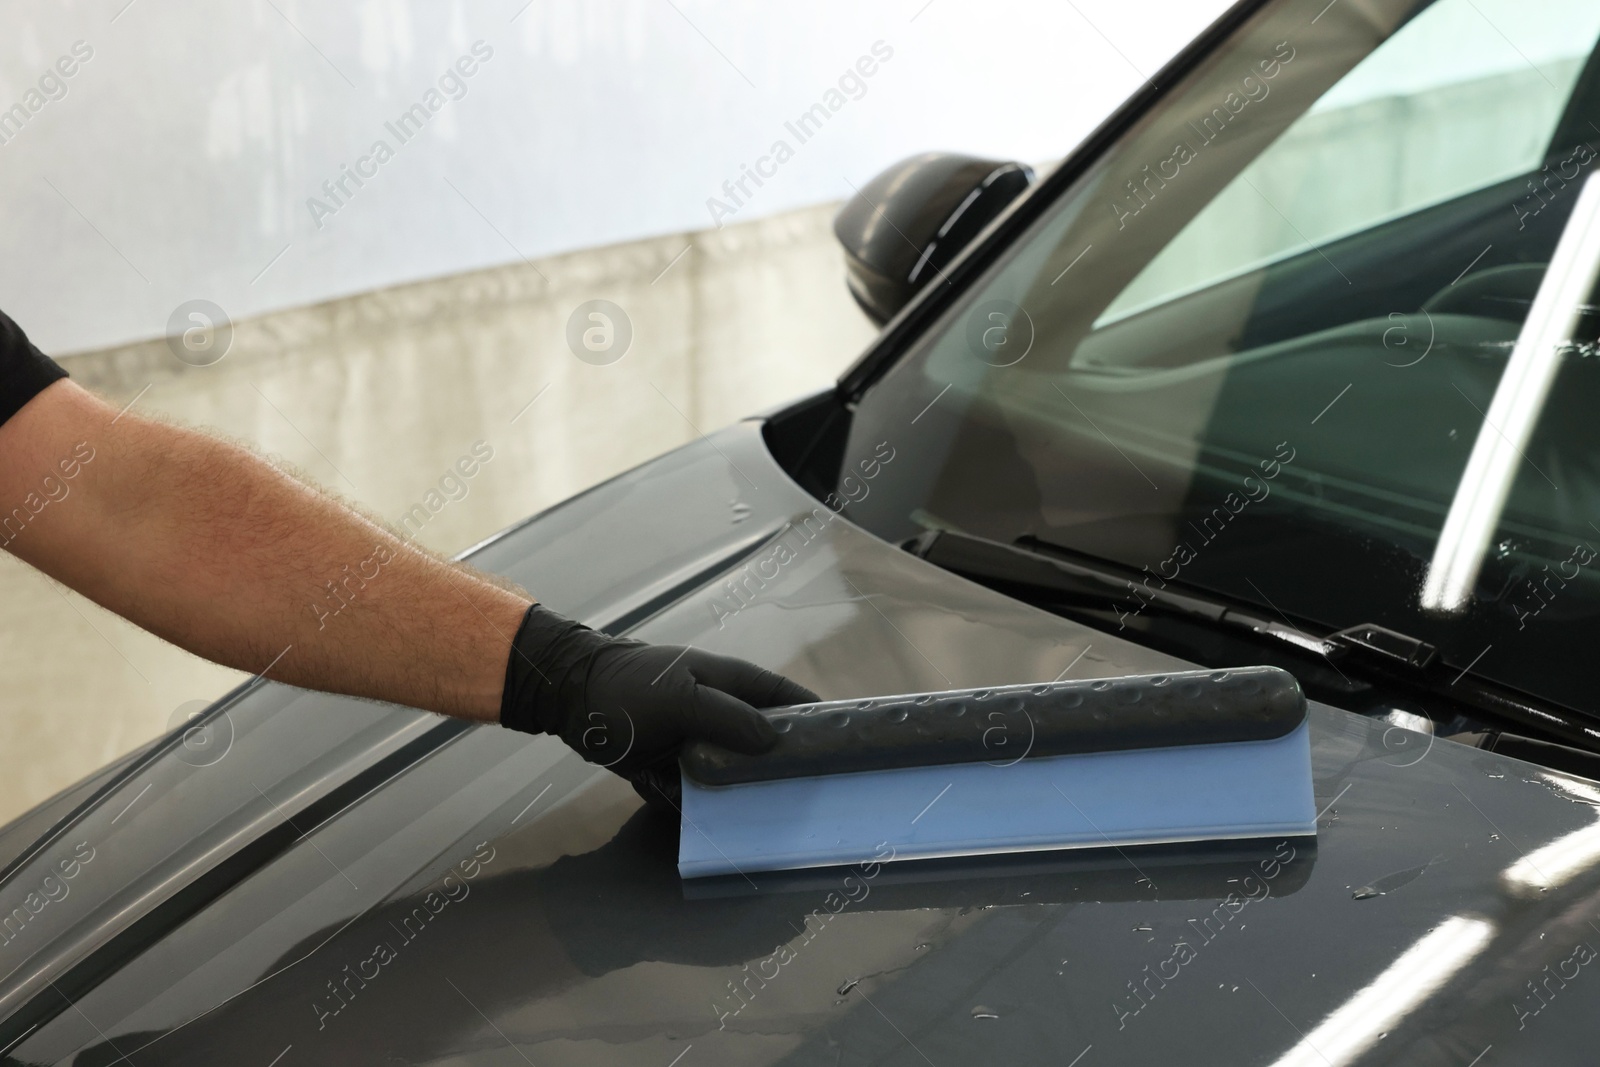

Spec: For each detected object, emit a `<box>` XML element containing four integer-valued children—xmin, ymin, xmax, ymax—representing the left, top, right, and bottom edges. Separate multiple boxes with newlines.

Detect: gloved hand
<box><xmin>499</xmin><ymin>603</ymin><xmax>818</xmax><ymax>785</ymax></box>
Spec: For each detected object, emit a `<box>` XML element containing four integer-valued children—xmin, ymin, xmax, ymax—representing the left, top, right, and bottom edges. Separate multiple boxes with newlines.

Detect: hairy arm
<box><xmin>0</xmin><ymin>380</ymin><xmax>529</xmax><ymax>721</ymax></box>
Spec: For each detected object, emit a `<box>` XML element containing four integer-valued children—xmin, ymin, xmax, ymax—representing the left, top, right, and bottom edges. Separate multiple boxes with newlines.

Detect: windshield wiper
<box><xmin>905</xmin><ymin>528</ymin><xmax>1600</xmax><ymax>755</ymax></box>
<box><xmin>909</xmin><ymin>528</ymin><xmax>1356</xmax><ymax>664</ymax></box>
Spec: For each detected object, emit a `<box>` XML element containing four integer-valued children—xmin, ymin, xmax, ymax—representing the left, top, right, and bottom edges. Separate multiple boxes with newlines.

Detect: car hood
<box><xmin>6</xmin><ymin>417</ymin><xmax>1600</xmax><ymax>1066</ymax></box>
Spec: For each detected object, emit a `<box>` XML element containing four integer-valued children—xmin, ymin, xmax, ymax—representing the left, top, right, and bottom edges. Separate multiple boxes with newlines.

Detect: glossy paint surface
<box><xmin>4</xmin><ymin>422</ymin><xmax>1600</xmax><ymax>1065</ymax></box>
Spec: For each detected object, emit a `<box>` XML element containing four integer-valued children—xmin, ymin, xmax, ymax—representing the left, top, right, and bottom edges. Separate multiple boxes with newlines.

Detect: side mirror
<box><xmin>834</xmin><ymin>152</ymin><xmax>1034</xmax><ymax>326</ymax></box>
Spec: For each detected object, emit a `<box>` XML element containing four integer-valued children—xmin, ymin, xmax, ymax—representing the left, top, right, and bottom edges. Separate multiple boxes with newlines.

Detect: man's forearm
<box><xmin>2</xmin><ymin>382</ymin><xmax>529</xmax><ymax>721</ymax></box>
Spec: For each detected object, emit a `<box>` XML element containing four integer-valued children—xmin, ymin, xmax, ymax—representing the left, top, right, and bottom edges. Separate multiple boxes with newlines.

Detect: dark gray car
<box><xmin>8</xmin><ymin>0</ymin><xmax>1600</xmax><ymax>1062</ymax></box>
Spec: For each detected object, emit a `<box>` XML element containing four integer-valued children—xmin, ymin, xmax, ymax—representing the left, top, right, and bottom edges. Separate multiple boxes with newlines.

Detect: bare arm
<box><xmin>0</xmin><ymin>380</ymin><xmax>529</xmax><ymax>721</ymax></box>
<box><xmin>1</xmin><ymin>378</ymin><xmax>814</xmax><ymax>776</ymax></box>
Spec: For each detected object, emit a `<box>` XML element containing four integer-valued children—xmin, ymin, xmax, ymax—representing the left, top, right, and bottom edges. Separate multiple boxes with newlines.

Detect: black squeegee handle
<box><xmin>680</xmin><ymin>665</ymin><xmax>1305</xmax><ymax>786</ymax></box>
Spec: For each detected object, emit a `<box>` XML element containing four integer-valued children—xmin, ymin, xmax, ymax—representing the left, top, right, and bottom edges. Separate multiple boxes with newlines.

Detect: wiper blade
<box><xmin>906</xmin><ymin>528</ymin><xmax>1600</xmax><ymax>754</ymax></box>
<box><xmin>907</xmin><ymin>528</ymin><xmax>1339</xmax><ymax>659</ymax></box>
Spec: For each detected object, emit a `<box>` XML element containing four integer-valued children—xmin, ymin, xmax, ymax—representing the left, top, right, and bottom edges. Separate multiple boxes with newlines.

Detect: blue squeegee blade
<box><xmin>678</xmin><ymin>722</ymin><xmax>1316</xmax><ymax>879</ymax></box>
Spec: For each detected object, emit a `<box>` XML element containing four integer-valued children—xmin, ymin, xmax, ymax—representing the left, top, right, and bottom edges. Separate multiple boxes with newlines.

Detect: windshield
<box><xmin>838</xmin><ymin>0</ymin><xmax>1600</xmax><ymax>715</ymax></box>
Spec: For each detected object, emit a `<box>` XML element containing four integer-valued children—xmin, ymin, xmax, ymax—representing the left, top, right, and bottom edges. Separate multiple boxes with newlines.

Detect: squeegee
<box><xmin>676</xmin><ymin>666</ymin><xmax>1316</xmax><ymax>879</ymax></box>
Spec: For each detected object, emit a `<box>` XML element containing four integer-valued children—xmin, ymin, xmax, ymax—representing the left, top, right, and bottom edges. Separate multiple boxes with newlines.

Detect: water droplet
<box><xmin>1487</xmin><ymin>772</ymin><xmax>1505</xmax><ymax>779</ymax></box>
<box><xmin>971</xmin><ymin>1006</ymin><xmax>999</xmax><ymax>1020</ymax></box>
<box><xmin>838</xmin><ymin>978</ymin><xmax>860</xmax><ymax>996</ymax></box>
<box><xmin>1132</xmin><ymin>923</ymin><xmax>1153</xmax><ymax>932</ymax></box>
<box><xmin>1490</xmin><ymin>833</ymin><xmax>1501</xmax><ymax>841</ymax></box>
<box><xmin>1231</xmin><ymin>986</ymin><xmax>1239</xmax><ymax>993</ymax></box>
<box><xmin>914</xmin><ymin>943</ymin><xmax>929</xmax><ymax>951</ymax></box>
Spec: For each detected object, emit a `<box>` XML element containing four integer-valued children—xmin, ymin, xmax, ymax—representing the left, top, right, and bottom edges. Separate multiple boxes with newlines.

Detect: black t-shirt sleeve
<box><xmin>0</xmin><ymin>310</ymin><xmax>68</xmax><ymax>428</ymax></box>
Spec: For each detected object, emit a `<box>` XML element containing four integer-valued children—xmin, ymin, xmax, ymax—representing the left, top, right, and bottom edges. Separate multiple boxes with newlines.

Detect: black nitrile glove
<box><xmin>499</xmin><ymin>604</ymin><xmax>818</xmax><ymax>786</ymax></box>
